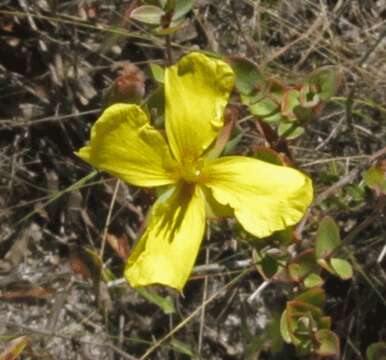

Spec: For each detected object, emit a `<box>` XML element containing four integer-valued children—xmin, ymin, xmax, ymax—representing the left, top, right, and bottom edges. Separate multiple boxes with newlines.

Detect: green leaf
<box><xmin>222</xmin><ymin>132</ymin><xmax>243</xmax><ymax>156</ymax></box>
<box><xmin>173</xmin><ymin>0</ymin><xmax>195</xmax><ymax>20</ymax></box>
<box><xmin>346</xmin><ymin>184</ymin><xmax>366</xmax><ymax>202</ymax></box>
<box><xmin>149</xmin><ymin>63</ymin><xmax>164</xmax><ymax>83</ymax></box>
<box><xmin>315</xmin><ymin>216</ymin><xmax>341</xmax><ymax>259</ymax></box>
<box><xmin>130</xmin><ymin>5</ymin><xmax>165</xmax><ymax>25</ymax></box>
<box><xmin>281</xmin><ymin>89</ymin><xmax>301</xmax><ymax>121</ymax></box>
<box><xmin>315</xmin><ymin>329</ymin><xmax>340</xmax><ymax>357</ymax></box>
<box><xmin>319</xmin><ymin>316</ymin><xmax>332</xmax><ymax>330</ymax></box>
<box><xmin>229</xmin><ymin>57</ymin><xmax>265</xmax><ymax>95</ymax></box>
<box><xmin>145</xmin><ymin>85</ymin><xmax>165</xmax><ymax>127</ymax></box>
<box><xmin>249</xmin><ymin>98</ymin><xmax>283</xmax><ymax>124</ymax></box>
<box><xmin>306</xmin><ymin>66</ymin><xmax>342</xmax><ymax>101</ymax></box>
<box><xmin>287</xmin><ymin>300</ymin><xmax>322</xmax><ymax>320</ymax></box>
<box><xmin>135</xmin><ymin>287</ymin><xmax>175</xmax><ymax>314</ymax></box>
<box><xmin>280</xmin><ymin>310</ymin><xmax>292</xmax><ymax>343</ymax></box>
<box><xmin>299</xmin><ymin>84</ymin><xmax>320</xmax><ymax>108</ymax></box>
<box><xmin>278</xmin><ymin>123</ymin><xmax>304</xmax><ymax>139</ymax></box>
<box><xmin>163</xmin><ymin>0</ymin><xmax>176</xmax><ymax>12</ymax></box>
<box><xmin>268</xmin><ymin>227</ymin><xmax>295</xmax><ymax>247</ymax></box>
<box><xmin>304</xmin><ymin>273</ymin><xmax>324</xmax><ymax>288</ymax></box>
<box><xmin>254</xmin><ymin>147</ymin><xmax>284</xmax><ymax>166</ymax></box>
<box><xmin>169</xmin><ymin>339</ymin><xmax>196</xmax><ymax>357</ymax></box>
<box><xmin>367</xmin><ymin>342</ymin><xmax>386</xmax><ymax>360</ymax></box>
<box><xmin>362</xmin><ymin>166</ymin><xmax>386</xmax><ymax>195</ymax></box>
<box><xmin>261</xmin><ymin>255</ymin><xmax>279</xmax><ymax>278</ymax></box>
<box><xmin>288</xmin><ymin>250</ymin><xmax>318</xmax><ymax>282</ymax></box>
<box><xmin>155</xmin><ymin>19</ymin><xmax>186</xmax><ymax>35</ymax></box>
<box><xmin>330</xmin><ymin>258</ymin><xmax>353</xmax><ymax>280</ymax></box>
<box><xmin>294</xmin><ymin>288</ymin><xmax>325</xmax><ymax>308</ymax></box>
<box><xmin>317</xmin><ymin>258</ymin><xmax>336</xmax><ymax>274</ymax></box>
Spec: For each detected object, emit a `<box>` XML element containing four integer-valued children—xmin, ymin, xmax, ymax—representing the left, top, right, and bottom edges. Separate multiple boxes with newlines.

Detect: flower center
<box><xmin>180</xmin><ymin>158</ymin><xmax>204</xmax><ymax>183</ymax></box>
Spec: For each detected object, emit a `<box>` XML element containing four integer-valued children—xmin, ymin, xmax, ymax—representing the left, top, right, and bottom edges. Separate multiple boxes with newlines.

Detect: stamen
<box><xmin>179</xmin><ymin>157</ymin><xmax>204</xmax><ymax>183</ymax></box>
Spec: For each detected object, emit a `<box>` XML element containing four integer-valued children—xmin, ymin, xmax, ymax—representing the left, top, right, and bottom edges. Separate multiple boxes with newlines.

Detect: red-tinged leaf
<box><xmin>306</xmin><ymin>66</ymin><xmax>343</xmax><ymax>101</ymax></box>
<box><xmin>0</xmin><ymin>336</ymin><xmax>28</xmax><ymax>360</ymax></box>
<box><xmin>287</xmin><ymin>300</ymin><xmax>322</xmax><ymax>319</ymax></box>
<box><xmin>0</xmin><ymin>287</ymin><xmax>55</xmax><ymax>300</ymax></box>
<box><xmin>299</xmin><ymin>84</ymin><xmax>320</xmax><ymax>108</ymax></box>
<box><xmin>294</xmin><ymin>287</ymin><xmax>325</xmax><ymax>308</ymax></box>
<box><xmin>281</xmin><ymin>89</ymin><xmax>301</xmax><ymax>121</ymax></box>
<box><xmin>315</xmin><ymin>329</ymin><xmax>340</xmax><ymax>357</ymax></box>
<box><xmin>106</xmin><ymin>233</ymin><xmax>130</xmax><ymax>261</ymax></box>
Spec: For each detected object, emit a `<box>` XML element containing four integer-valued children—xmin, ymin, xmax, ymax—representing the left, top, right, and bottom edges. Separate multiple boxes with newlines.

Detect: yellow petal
<box><xmin>202</xmin><ymin>186</ymin><xmax>233</xmax><ymax>219</ymax></box>
<box><xmin>165</xmin><ymin>52</ymin><xmax>234</xmax><ymax>162</ymax></box>
<box><xmin>203</xmin><ymin>156</ymin><xmax>313</xmax><ymax>238</ymax></box>
<box><xmin>124</xmin><ymin>184</ymin><xmax>206</xmax><ymax>290</ymax></box>
<box><xmin>76</xmin><ymin>104</ymin><xmax>178</xmax><ymax>187</ymax></box>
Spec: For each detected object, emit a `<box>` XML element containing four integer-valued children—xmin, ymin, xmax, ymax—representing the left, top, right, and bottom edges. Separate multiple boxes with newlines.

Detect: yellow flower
<box><xmin>76</xmin><ymin>52</ymin><xmax>313</xmax><ymax>291</ymax></box>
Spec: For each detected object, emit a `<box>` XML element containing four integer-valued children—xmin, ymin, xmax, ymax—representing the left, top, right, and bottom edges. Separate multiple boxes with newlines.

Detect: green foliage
<box><xmin>288</xmin><ymin>249</ymin><xmax>319</xmax><ymax>283</ymax></box>
<box><xmin>130</xmin><ymin>5</ymin><xmax>165</xmax><ymax>25</ymax></box>
<box><xmin>367</xmin><ymin>342</ymin><xmax>386</xmax><ymax>360</ymax></box>
<box><xmin>315</xmin><ymin>216</ymin><xmax>341</xmax><ymax>259</ymax></box>
<box><xmin>254</xmin><ymin>147</ymin><xmax>284</xmax><ymax>165</ymax></box>
<box><xmin>315</xmin><ymin>216</ymin><xmax>353</xmax><ymax>280</ymax></box>
<box><xmin>330</xmin><ymin>258</ymin><xmax>353</xmax><ymax>280</ymax></box>
<box><xmin>229</xmin><ymin>57</ymin><xmax>341</xmax><ymax>140</ymax></box>
<box><xmin>135</xmin><ymin>287</ymin><xmax>176</xmax><ymax>314</ymax></box>
<box><xmin>315</xmin><ymin>329</ymin><xmax>340</xmax><ymax>357</ymax></box>
<box><xmin>169</xmin><ymin>339</ymin><xmax>197</xmax><ymax>357</ymax></box>
<box><xmin>305</xmin><ymin>66</ymin><xmax>342</xmax><ymax>101</ymax></box>
<box><xmin>149</xmin><ymin>63</ymin><xmax>165</xmax><ymax>83</ymax></box>
<box><xmin>131</xmin><ymin>0</ymin><xmax>195</xmax><ymax>32</ymax></box>
<box><xmin>229</xmin><ymin>57</ymin><xmax>265</xmax><ymax>95</ymax></box>
<box><xmin>362</xmin><ymin>165</ymin><xmax>386</xmax><ymax>195</ymax></box>
<box><xmin>280</xmin><ymin>288</ymin><xmax>340</xmax><ymax>357</ymax></box>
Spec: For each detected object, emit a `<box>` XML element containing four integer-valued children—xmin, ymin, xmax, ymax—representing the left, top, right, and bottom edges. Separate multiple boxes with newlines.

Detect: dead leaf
<box><xmin>0</xmin><ymin>336</ymin><xmax>29</xmax><ymax>360</ymax></box>
<box><xmin>106</xmin><ymin>233</ymin><xmax>130</xmax><ymax>261</ymax></box>
<box><xmin>104</xmin><ymin>63</ymin><xmax>146</xmax><ymax>106</ymax></box>
<box><xmin>0</xmin><ymin>286</ymin><xmax>55</xmax><ymax>300</ymax></box>
<box><xmin>68</xmin><ymin>254</ymin><xmax>92</xmax><ymax>280</ymax></box>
